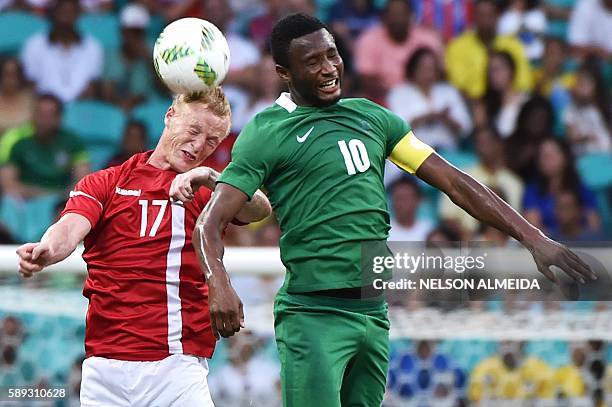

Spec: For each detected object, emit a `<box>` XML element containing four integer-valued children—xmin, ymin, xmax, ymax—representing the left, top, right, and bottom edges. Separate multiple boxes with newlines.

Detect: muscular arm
<box><xmin>193</xmin><ymin>183</ymin><xmax>251</xmax><ymax>338</ymax></box>
<box><xmin>203</xmin><ymin>169</ymin><xmax>271</xmax><ymax>223</ymax></box>
<box><xmin>171</xmin><ymin>167</ymin><xmax>271</xmax><ymax>223</ymax></box>
<box><xmin>17</xmin><ymin>213</ymin><xmax>92</xmax><ymax>277</ymax></box>
<box><xmin>415</xmin><ymin>154</ymin><xmax>595</xmax><ymax>282</ymax></box>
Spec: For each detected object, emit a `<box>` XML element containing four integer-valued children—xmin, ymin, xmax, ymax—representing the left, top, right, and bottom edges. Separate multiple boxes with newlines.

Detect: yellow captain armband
<box><xmin>388</xmin><ymin>131</ymin><xmax>435</xmax><ymax>174</ymax></box>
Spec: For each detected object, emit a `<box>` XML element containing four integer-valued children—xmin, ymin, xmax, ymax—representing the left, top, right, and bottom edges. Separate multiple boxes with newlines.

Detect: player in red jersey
<box><xmin>15</xmin><ymin>89</ymin><xmax>271</xmax><ymax>406</ymax></box>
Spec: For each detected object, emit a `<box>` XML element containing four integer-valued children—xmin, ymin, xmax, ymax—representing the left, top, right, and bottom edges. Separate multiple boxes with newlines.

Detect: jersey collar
<box><xmin>275</xmin><ymin>92</ymin><xmax>297</xmax><ymax>113</ymax></box>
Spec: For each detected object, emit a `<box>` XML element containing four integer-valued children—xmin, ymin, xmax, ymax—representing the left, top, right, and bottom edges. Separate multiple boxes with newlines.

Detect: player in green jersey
<box><xmin>193</xmin><ymin>13</ymin><xmax>594</xmax><ymax>407</ymax></box>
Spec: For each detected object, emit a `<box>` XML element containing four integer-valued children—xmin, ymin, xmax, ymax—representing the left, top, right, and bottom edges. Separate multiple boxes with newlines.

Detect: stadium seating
<box><xmin>77</xmin><ymin>13</ymin><xmax>120</xmax><ymax>52</ymax></box>
<box><xmin>0</xmin><ymin>193</ymin><xmax>62</xmax><ymax>243</ymax></box>
<box><xmin>131</xmin><ymin>98</ymin><xmax>172</xmax><ymax>148</ymax></box>
<box><xmin>63</xmin><ymin>100</ymin><xmax>127</xmax><ymax>171</ymax></box>
<box><xmin>0</xmin><ymin>12</ymin><xmax>48</xmax><ymax>56</ymax></box>
<box><xmin>577</xmin><ymin>153</ymin><xmax>612</xmax><ymax>234</ymax></box>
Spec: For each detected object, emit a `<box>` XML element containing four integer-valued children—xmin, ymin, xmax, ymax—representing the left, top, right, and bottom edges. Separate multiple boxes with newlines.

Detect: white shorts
<box><xmin>80</xmin><ymin>354</ymin><xmax>214</xmax><ymax>407</ymax></box>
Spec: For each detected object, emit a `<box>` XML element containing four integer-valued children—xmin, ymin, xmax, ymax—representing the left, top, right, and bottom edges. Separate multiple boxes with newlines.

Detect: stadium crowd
<box><xmin>0</xmin><ymin>0</ymin><xmax>611</xmax><ymax>405</ymax></box>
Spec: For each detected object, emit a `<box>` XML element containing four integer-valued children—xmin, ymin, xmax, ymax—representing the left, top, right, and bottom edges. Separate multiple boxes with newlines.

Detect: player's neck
<box><xmin>147</xmin><ymin>148</ymin><xmax>172</xmax><ymax>171</ymax></box>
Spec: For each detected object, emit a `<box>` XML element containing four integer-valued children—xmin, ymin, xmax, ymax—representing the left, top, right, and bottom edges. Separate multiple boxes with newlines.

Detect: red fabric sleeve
<box><xmin>61</xmin><ymin>168</ymin><xmax>116</xmax><ymax>228</ymax></box>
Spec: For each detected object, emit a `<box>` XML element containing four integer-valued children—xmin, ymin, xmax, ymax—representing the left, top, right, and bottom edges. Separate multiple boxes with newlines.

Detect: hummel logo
<box><xmin>115</xmin><ymin>186</ymin><xmax>141</xmax><ymax>196</ymax></box>
<box><xmin>297</xmin><ymin>126</ymin><xmax>314</xmax><ymax>143</ymax></box>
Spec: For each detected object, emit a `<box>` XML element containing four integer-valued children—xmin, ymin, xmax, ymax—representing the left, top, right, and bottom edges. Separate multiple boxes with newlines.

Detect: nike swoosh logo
<box><xmin>296</xmin><ymin>126</ymin><xmax>314</xmax><ymax>143</ymax></box>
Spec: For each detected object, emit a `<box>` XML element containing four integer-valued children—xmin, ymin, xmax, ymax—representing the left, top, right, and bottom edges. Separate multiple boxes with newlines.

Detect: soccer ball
<box><xmin>153</xmin><ymin>18</ymin><xmax>230</xmax><ymax>94</ymax></box>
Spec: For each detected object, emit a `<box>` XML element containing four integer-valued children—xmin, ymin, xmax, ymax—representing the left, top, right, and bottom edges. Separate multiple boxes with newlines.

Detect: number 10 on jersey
<box><xmin>338</xmin><ymin>139</ymin><xmax>370</xmax><ymax>175</ymax></box>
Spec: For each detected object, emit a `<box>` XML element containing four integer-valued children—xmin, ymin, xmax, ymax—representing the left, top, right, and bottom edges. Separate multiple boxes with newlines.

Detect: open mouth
<box><xmin>182</xmin><ymin>150</ymin><xmax>196</xmax><ymax>161</ymax></box>
<box><xmin>318</xmin><ymin>78</ymin><xmax>339</xmax><ymax>93</ymax></box>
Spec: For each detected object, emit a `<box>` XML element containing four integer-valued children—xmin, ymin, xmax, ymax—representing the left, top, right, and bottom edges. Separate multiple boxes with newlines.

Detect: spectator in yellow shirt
<box><xmin>445</xmin><ymin>0</ymin><xmax>533</xmax><ymax>100</ymax></box>
<box><xmin>469</xmin><ymin>341</ymin><xmax>555</xmax><ymax>402</ymax></box>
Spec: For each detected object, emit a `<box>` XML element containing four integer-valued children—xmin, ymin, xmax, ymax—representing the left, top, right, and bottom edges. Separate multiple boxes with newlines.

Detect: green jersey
<box><xmin>219</xmin><ymin>93</ymin><xmax>430</xmax><ymax>292</ymax></box>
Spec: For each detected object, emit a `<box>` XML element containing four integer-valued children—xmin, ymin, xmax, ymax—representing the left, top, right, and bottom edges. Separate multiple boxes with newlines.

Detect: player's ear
<box><xmin>164</xmin><ymin>106</ymin><xmax>176</xmax><ymax>126</ymax></box>
<box><xmin>275</xmin><ymin>64</ymin><xmax>290</xmax><ymax>82</ymax></box>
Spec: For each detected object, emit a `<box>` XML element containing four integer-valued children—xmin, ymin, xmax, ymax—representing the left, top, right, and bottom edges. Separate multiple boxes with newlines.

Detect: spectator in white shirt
<box><xmin>388</xmin><ymin>176</ymin><xmax>434</xmax><ymax>242</ymax></box>
<box><xmin>20</xmin><ymin>0</ymin><xmax>103</xmax><ymax>103</ymax></box>
<box><xmin>387</xmin><ymin>47</ymin><xmax>472</xmax><ymax>151</ymax></box>
<box><xmin>568</xmin><ymin>0</ymin><xmax>612</xmax><ymax>59</ymax></box>
<box><xmin>564</xmin><ymin>60</ymin><xmax>611</xmax><ymax>156</ymax></box>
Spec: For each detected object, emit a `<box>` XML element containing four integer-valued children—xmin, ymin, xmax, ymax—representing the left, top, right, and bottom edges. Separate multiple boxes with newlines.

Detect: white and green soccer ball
<box><xmin>153</xmin><ymin>18</ymin><xmax>230</xmax><ymax>94</ymax></box>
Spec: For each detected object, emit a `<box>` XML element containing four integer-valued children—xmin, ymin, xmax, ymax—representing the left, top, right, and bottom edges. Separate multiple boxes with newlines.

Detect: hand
<box><xmin>16</xmin><ymin>242</ymin><xmax>52</xmax><ymax>278</ymax></box>
<box><xmin>526</xmin><ymin>235</ymin><xmax>596</xmax><ymax>283</ymax></box>
<box><xmin>207</xmin><ymin>275</ymin><xmax>245</xmax><ymax>339</ymax></box>
<box><xmin>169</xmin><ymin>167</ymin><xmax>212</xmax><ymax>203</ymax></box>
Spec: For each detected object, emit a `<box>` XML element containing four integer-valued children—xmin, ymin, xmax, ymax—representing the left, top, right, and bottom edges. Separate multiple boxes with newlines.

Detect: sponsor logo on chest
<box><xmin>115</xmin><ymin>186</ymin><xmax>142</xmax><ymax>197</ymax></box>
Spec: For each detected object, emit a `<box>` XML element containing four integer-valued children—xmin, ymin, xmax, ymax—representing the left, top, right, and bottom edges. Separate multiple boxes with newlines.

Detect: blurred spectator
<box><xmin>243</xmin><ymin>54</ymin><xmax>285</xmax><ymax>123</ymax></box>
<box><xmin>0</xmin><ymin>57</ymin><xmax>33</xmax><ymax>135</ymax></box>
<box><xmin>254</xmin><ymin>217</ymin><xmax>281</xmax><ymax>247</ymax></box>
<box><xmin>548</xmin><ymin>190</ymin><xmax>608</xmax><ymax>241</ymax></box>
<box><xmin>206</xmin><ymin>0</ymin><xmax>263</xmax><ymax>133</ymax></box>
<box><xmin>441</xmin><ymin>126</ymin><xmax>524</xmax><ymax>235</ymax></box>
<box><xmin>223</xmin><ymin>223</ymin><xmax>255</xmax><ymax>246</ymax></box>
<box><xmin>0</xmin><ymin>0</ymin><xmax>111</xmax><ymax>12</ymax></box>
<box><xmin>210</xmin><ymin>332</ymin><xmax>281</xmax><ymax>407</ymax></box>
<box><xmin>533</xmin><ymin>36</ymin><xmax>575</xmax><ymax>127</ymax></box>
<box><xmin>106</xmin><ymin>120</ymin><xmax>149</xmax><ymax>168</ymax></box>
<box><xmin>412</xmin><ymin>0</ymin><xmax>475</xmax><ymax>42</ymax></box>
<box><xmin>20</xmin><ymin>0</ymin><xmax>103</xmax><ymax>103</ymax></box>
<box><xmin>327</xmin><ymin>0</ymin><xmax>379</xmax><ymax>43</ymax></box>
<box><xmin>248</xmin><ymin>0</ymin><xmax>293</xmax><ymax>50</ymax></box>
<box><xmin>354</xmin><ymin>0</ymin><xmax>443</xmax><ymax>97</ymax></box>
<box><xmin>0</xmin><ymin>94</ymin><xmax>90</xmax><ymax>199</ymax></box>
<box><xmin>542</xmin><ymin>0</ymin><xmax>576</xmax><ymax>38</ymax></box>
<box><xmin>445</xmin><ymin>0</ymin><xmax>532</xmax><ymax>100</ymax></box>
<box><xmin>101</xmin><ymin>3</ymin><xmax>159</xmax><ymax>112</ymax></box>
<box><xmin>468</xmin><ymin>341</ymin><xmax>555</xmax><ymax>401</ymax></box>
<box><xmin>564</xmin><ymin>60</ymin><xmax>611</xmax><ymax>156</ymax></box>
<box><xmin>388</xmin><ymin>176</ymin><xmax>433</xmax><ymax>242</ymax></box>
<box><xmin>567</xmin><ymin>0</ymin><xmax>612</xmax><ymax>59</ymax></box>
<box><xmin>497</xmin><ymin>0</ymin><xmax>548</xmax><ymax>61</ymax></box>
<box><xmin>505</xmin><ymin>95</ymin><xmax>555</xmax><ymax>181</ymax></box>
<box><xmin>0</xmin><ymin>315</ymin><xmax>24</xmax><ymax>348</ymax></box>
<box><xmin>426</xmin><ymin>223</ymin><xmax>462</xmax><ymax>245</ymax></box>
<box><xmin>78</xmin><ymin>0</ymin><xmax>112</xmax><ymax>12</ymax></box>
<box><xmin>522</xmin><ymin>138</ymin><xmax>600</xmax><ymax>233</ymax></box>
<box><xmin>476</xmin><ymin>51</ymin><xmax>528</xmax><ymax>138</ymax></box>
<box><xmin>1</xmin><ymin>344</ymin><xmax>17</xmax><ymax>370</ymax></box>
<box><xmin>387</xmin><ymin>47</ymin><xmax>472</xmax><ymax>151</ymax></box>
<box><xmin>554</xmin><ymin>343</ymin><xmax>587</xmax><ymax>399</ymax></box>
<box><xmin>147</xmin><ymin>0</ymin><xmax>206</xmax><ymax>21</ymax></box>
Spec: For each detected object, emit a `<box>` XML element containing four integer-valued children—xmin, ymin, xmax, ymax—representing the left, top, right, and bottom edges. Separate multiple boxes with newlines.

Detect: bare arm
<box><xmin>193</xmin><ymin>183</ymin><xmax>252</xmax><ymax>338</ymax></box>
<box><xmin>16</xmin><ymin>213</ymin><xmax>92</xmax><ymax>277</ymax></box>
<box><xmin>170</xmin><ymin>167</ymin><xmax>272</xmax><ymax>223</ymax></box>
<box><xmin>416</xmin><ymin>153</ymin><xmax>595</xmax><ymax>282</ymax></box>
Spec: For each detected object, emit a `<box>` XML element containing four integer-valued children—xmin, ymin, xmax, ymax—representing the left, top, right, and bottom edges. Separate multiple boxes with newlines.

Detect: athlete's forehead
<box><xmin>289</xmin><ymin>29</ymin><xmax>337</xmax><ymax>61</ymax></box>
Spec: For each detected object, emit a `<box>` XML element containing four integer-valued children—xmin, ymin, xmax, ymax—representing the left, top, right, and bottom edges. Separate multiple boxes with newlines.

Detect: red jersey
<box><xmin>61</xmin><ymin>152</ymin><xmax>215</xmax><ymax>361</ymax></box>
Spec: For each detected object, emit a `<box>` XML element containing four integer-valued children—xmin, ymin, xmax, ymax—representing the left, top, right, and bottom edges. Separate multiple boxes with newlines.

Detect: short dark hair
<box><xmin>270</xmin><ymin>13</ymin><xmax>329</xmax><ymax>68</ymax></box>
<box><xmin>36</xmin><ymin>93</ymin><xmax>64</xmax><ymax>114</ymax></box>
<box><xmin>387</xmin><ymin>175</ymin><xmax>421</xmax><ymax>196</ymax></box>
<box><xmin>405</xmin><ymin>47</ymin><xmax>438</xmax><ymax>81</ymax></box>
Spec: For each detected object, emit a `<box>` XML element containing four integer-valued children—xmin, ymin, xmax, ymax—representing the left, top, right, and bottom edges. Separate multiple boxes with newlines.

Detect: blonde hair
<box><xmin>173</xmin><ymin>87</ymin><xmax>231</xmax><ymax>119</ymax></box>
